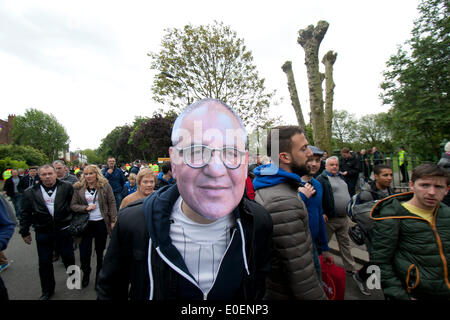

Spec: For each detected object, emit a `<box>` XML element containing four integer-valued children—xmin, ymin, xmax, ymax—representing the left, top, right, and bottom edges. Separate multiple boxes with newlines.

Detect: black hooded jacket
<box><xmin>96</xmin><ymin>184</ymin><xmax>273</xmax><ymax>300</ymax></box>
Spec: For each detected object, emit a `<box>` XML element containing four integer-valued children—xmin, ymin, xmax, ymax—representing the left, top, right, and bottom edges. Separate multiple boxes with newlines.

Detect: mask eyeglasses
<box><xmin>175</xmin><ymin>145</ymin><xmax>245</xmax><ymax>169</ymax></box>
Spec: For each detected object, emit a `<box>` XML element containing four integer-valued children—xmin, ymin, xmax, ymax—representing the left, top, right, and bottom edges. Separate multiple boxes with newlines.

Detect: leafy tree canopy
<box><xmin>149</xmin><ymin>21</ymin><xmax>278</xmax><ymax>130</ymax></box>
<box><xmin>331</xmin><ymin>109</ymin><xmax>393</xmax><ymax>154</ymax></box>
<box><xmin>380</xmin><ymin>0</ymin><xmax>449</xmax><ymax>158</ymax></box>
<box><xmin>0</xmin><ymin>144</ymin><xmax>48</xmax><ymax>166</ymax></box>
<box><xmin>98</xmin><ymin>113</ymin><xmax>175</xmax><ymax>164</ymax></box>
<box><xmin>81</xmin><ymin>148</ymin><xmax>103</xmax><ymax>165</ymax></box>
<box><xmin>12</xmin><ymin>108</ymin><xmax>70</xmax><ymax>161</ymax></box>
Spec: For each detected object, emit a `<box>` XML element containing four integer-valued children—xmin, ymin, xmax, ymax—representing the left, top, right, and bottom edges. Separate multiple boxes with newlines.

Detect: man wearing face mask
<box><xmin>252</xmin><ymin>126</ymin><xmax>327</xmax><ymax>300</ymax></box>
<box><xmin>97</xmin><ymin>99</ymin><xmax>273</xmax><ymax>300</ymax></box>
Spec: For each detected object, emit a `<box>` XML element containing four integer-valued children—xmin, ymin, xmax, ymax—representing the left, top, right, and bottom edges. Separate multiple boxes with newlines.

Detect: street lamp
<box><xmin>159</xmin><ymin>71</ymin><xmax>191</xmax><ymax>105</ymax></box>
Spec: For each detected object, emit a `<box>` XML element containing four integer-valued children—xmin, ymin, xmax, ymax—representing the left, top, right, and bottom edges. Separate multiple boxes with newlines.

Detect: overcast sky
<box><xmin>0</xmin><ymin>0</ymin><xmax>421</xmax><ymax>151</ymax></box>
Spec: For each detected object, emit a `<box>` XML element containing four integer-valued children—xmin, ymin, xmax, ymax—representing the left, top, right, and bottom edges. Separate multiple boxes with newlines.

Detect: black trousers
<box><xmin>0</xmin><ymin>275</ymin><xmax>8</xmax><ymax>301</ymax></box>
<box><xmin>400</xmin><ymin>163</ymin><xmax>408</xmax><ymax>182</ymax></box>
<box><xmin>346</xmin><ymin>177</ymin><xmax>358</xmax><ymax>197</ymax></box>
<box><xmin>35</xmin><ymin>229</ymin><xmax>75</xmax><ymax>295</ymax></box>
<box><xmin>79</xmin><ymin>220</ymin><xmax>107</xmax><ymax>276</ymax></box>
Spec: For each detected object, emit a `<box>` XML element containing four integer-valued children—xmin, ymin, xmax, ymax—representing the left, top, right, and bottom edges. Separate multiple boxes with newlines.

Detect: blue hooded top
<box><xmin>157</xmin><ymin>172</ymin><xmax>175</xmax><ymax>185</ymax></box>
<box><xmin>252</xmin><ymin>164</ymin><xmax>330</xmax><ymax>252</ymax></box>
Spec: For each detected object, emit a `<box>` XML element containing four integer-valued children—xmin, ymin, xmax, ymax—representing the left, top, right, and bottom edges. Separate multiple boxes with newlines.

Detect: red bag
<box><xmin>319</xmin><ymin>255</ymin><xmax>346</xmax><ymax>300</ymax></box>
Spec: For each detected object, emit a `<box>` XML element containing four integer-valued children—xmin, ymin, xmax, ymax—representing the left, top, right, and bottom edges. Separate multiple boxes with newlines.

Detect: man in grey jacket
<box><xmin>253</xmin><ymin>126</ymin><xmax>327</xmax><ymax>300</ymax></box>
<box><xmin>53</xmin><ymin>160</ymin><xmax>78</xmax><ymax>185</ymax></box>
<box><xmin>316</xmin><ymin>156</ymin><xmax>356</xmax><ymax>275</ymax></box>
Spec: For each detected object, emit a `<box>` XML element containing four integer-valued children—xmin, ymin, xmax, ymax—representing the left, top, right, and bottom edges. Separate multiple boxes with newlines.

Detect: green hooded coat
<box><xmin>370</xmin><ymin>192</ymin><xmax>450</xmax><ymax>300</ymax></box>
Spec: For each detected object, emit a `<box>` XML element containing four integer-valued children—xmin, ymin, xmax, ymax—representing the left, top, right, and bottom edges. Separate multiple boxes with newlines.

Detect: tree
<box><xmin>331</xmin><ymin>109</ymin><xmax>358</xmax><ymax>150</ymax></box>
<box><xmin>0</xmin><ymin>144</ymin><xmax>48</xmax><ymax>166</ymax></box>
<box><xmin>12</xmin><ymin>108</ymin><xmax>70</xmax><ymax>161</ymax></box>
<box><xmin>357</xmin><ymin>113</ymin><xmax>393</xmax><ymax>151</ymax></box>
<box><xmin>322</xmin><ymin>50</ymin><xmax>337</xmax><ymax>150</ymax></box>
<box><xmin>81</xmin><ymin>148</ymin><xmax>103</xmax><ymax>165</ymax></box>
<box><xmin>98</xmin><ymin>126</ymin><xmax>130</xmax><ymax>164</ymax></box>
<box><xmin>149</xmin><ymin>21</ymin><xmax>277</xmax><ymax>129</ymax></box>
<box><xmin>380</xmin><ymin>0</ymin><xmax>449</xmax><ymax>158</ymax></box>
<box><xmin>297</xmin><ymin>21</ymin><xmax>337</xmax><ymax>153</ymax></box>
<box><xmin>131</xmin><ymin>114</ymin><xmax>174</xmax><ymax>161</ymax></box>
<box><xmin>281</xmin><ymin>61</ymin><xmax>306</xmax><ymax>130</ymax></box>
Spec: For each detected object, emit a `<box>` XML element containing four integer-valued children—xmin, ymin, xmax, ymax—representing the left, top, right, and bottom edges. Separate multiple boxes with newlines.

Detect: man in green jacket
<box><xmin>370</xmin><ymin>163</ymin><xmax>450</xmax><ymax>300</ymax></box>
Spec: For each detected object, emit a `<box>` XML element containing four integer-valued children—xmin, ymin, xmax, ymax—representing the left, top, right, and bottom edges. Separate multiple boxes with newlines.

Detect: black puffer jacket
<box><xmin>96</xmin><ymin>184</ymin><xmax>273</xmax><ymax>300</ymax></box>
<box><xmin>358</xmin><ymin>181</ymin><xmax>394</xmax><ymax>204</ymax></box>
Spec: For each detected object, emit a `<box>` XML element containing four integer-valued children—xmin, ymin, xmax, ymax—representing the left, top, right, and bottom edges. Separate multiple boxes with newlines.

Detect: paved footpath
<box><xmin>1</xmin><ymin>227</ymin><xmax>97</xmax><ymax>300</ymax></box>
<box><xmin>1</xmin><ymin>225</ymin><xmax>384</xmax><ymax>300</ymax></box>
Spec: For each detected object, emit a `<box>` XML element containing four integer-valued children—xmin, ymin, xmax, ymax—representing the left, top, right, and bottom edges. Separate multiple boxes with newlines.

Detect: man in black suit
<box><xmin>19</xmin><ymin>164</ymin><xmax>75</xmax><ymax>300</ymax></box>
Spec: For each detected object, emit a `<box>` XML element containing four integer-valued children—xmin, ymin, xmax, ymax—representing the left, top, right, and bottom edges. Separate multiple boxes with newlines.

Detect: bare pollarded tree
<box><xmin>322</xmin><ymin>50</ymin><xmax>337</xmax><ymax>152</ymax></box>
<box><xmin>281</xmin><ymin>61</ymin><xmax>306</xmax><ymax>130</ymax></box>
<box><xmin>294</xmin><ymin>20</ymin><xmax>336</xmax><ymax>152</ymax></box>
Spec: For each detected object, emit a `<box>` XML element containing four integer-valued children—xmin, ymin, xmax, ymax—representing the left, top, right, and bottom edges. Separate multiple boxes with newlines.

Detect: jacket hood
<box><xmin>142</xmin><ymin>184</ymin><xmax>180</xmax><ymax>249</ymax></box>
<box><xmin>157</xmin><ymin>171</ymin><xmax>175</xmax><ymax>184</ymax></box>
<box><xmin>252</xmin><ymin>164</ymin><xmax>302</xmax><ymax>191</ymax></box>
<box><xmin>370</xmin><ymin>192</ymin><xmax>415</xmax><ymax>220</ymax></box>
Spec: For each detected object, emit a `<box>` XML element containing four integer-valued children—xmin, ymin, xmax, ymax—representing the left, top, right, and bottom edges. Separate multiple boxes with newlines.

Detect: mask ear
<box><xmin>169</xmin><ymin>147</ymin><xmax>177</xmax><ymax>179</ymax></box>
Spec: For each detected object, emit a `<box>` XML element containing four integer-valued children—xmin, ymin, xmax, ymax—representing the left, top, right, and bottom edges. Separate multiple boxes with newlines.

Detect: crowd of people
<box><xmin>0</xmin><ymin>98</ymin><xmax>449</xmax><ymax>301</ymax></box>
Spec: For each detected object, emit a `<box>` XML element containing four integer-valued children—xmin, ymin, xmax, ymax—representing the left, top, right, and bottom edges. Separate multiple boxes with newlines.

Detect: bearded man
<box><xmin>253</xmin><ymin>126</ymin><xmax>327</xmax><ymax>300</ymax></box>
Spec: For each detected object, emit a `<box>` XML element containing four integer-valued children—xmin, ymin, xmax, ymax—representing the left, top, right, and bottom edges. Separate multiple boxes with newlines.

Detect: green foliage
<box><xmin>380</xmin><ymin>0</ymin><xmax>450</xmax><ymax>158</ymax></box>
<box><xmin>149</xmin><ymin>21</ymin><xmax>277</xmax><ymax>130</ymax></box>
<box><xmin>0</xmin><ymin>144</ymin><xmax>48</xmax><ymax>166</ymax></box>
<box><xmin>97</xmin><ymin>126</ymin><xmax>130</xmax><ymax>164</ymax></box>
<box><xmin>131</xmin><ymin>114</ymin><xmax>173</xmax><ymax>161</ymax></box>
<box><xmin>81</xmin><ymin>148</ymin><xmax>103</xmax><ymax>165</ymax></box>
<box><xmin>12</xmin><ymin>108</ymin><xmax>70</xmax><ymax>160</ymax></box>
<box><xmin>98</xmin><ymin>113</ymin><xmax>175</xmax><ymax>163</ymax></box>
<box><xmin>332</xmin><ymin>109</ymin><xmax>358</xmax><ymax>149</ymax></box>
<box><xmin>0</xmin><ymin>157</ymin><xmax>28</xmax><ymax>175</ymax></box>
<box><xmin>331</xmin><ymin>109</ymin><xmax>394</xmax><ymax>153</ymax></box>
<box><xmin>305</xmin><ymin>123</ymin><xmax>315</xmax><ymax>148</ymax></box>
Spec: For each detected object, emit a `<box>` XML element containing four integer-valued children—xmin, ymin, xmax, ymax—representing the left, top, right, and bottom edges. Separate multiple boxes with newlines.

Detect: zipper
<box><xmin>156</xmin><ymin>228</ymin><xmax>237</xmax><ymax>300</ymax></box>
<box><xmin>155</xmin><ymin>247</ymin><xmax>201</xmax><ymax>291</ymax></box>
<box><xmin>429</xmin><ymin>211</ymin><xmax>450</xmax><ymax>289</ymax></box>
<box><xmin>405</xmin><ymin>211</ymin><xmax>450</xmax><ymax>290</ymax></box>
<box><xmin>203</xmin><ymin>228</ymin><xmax>237</xmax><ymax>300</ymax></box>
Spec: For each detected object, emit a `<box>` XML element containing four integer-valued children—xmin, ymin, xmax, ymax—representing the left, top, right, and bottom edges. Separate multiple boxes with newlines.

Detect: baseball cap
<box><xmin>308</xmin><ymin>146</ymin><xmax>324</xmax><ymax>156</ymax></box>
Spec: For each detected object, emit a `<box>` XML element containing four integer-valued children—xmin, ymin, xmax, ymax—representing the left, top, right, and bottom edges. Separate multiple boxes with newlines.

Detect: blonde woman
<box><xmin>120</xmin><ymin>168</ymin><xmax>156</xmax><ymax>209</ymax></box>
<box><xmin>70</xmin><ymin>165</ymin><xmax>117</xmax><ymax>288</ymax></box>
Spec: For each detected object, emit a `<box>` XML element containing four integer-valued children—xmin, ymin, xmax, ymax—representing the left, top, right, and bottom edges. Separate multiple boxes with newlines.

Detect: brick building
<box><xmin>0</xmin><ymin>114</ymin><xmax>15</xmax><ymax>145</ymax></box>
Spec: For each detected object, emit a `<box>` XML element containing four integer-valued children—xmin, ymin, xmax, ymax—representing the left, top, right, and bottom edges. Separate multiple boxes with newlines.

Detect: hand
<box><xmin>23</xmin><ymin>235</ymin><xmax>32</xmax><ymax>245</ymax></box>
<box><xmin>323</xmin><ymin>214</ymin><xmax>328</xmax><ymax>223</ymax></box>
<box><xmin>86</xmin><ymin>204</ymin><xmax>97</xmax><ymax>211</ymax></box>
<box><xmin>298</xmin><ymin>183</ymin><xmax>316</xmax><ymax>199</ymax></box>
<box><xmin>322</xmin><ymin>251</ymin><xmax>334</xmax><ymax>265</ymax></box>
<box><xmin>107</xmin><ymin>168</ymin><xmax>113</xmax><ymax>174</ymax></box>
<box><xmin>111</xmin><ymin>222</ymin><xmax>116</xmax><ymax>230</ymax></box>
<box><xmin>342</xmin><ymin>171</ymin><xmax>348</xmax><ymax>176</ymax></box>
